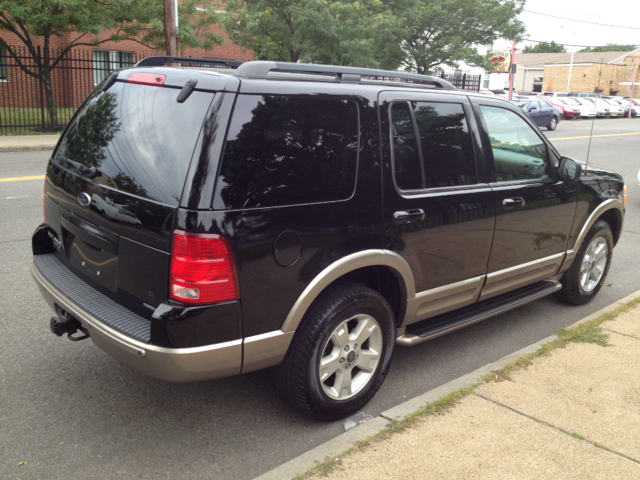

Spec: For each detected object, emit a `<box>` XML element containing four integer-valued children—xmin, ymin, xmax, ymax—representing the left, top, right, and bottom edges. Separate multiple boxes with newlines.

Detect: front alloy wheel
<box><xmin>557</xmin><ymin>220</ymin><xmax>613</xmax><ymax>305</ymax></box>
<box><xmin>579</xmin><ymin>236</ymin><xmax>609</xmax><ymax>293</ymax></box>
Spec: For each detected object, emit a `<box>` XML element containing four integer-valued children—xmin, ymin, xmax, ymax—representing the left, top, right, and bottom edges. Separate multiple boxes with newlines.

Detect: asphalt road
<box><xmin>1</xmin><ymin>118</ymin><xmax>639</xmax><ymax>480</ymax></box>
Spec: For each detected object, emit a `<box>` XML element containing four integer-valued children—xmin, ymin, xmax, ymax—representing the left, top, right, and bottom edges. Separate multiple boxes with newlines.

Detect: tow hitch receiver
<box><xmin>50</xmin><ymin>310</ymin><xmax>90</xmax><ymax>341</ymax></box>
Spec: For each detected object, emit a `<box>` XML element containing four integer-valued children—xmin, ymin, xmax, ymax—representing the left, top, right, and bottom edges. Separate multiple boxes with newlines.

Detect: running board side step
<box><xmin>396</xmin><ymin>280</ymin><xmax>561</xmax><ymax>346</ymax></box>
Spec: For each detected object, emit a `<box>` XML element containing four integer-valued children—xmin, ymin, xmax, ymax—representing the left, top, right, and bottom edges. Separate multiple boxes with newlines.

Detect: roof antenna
<box><xmin>584</xmin><ymin>57</ymin><xmax>604</xmax><ymax>171</ymax></box>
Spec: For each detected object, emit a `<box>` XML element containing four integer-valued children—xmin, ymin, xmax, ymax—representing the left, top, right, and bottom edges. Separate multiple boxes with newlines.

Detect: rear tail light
<box><xmin>170</xmin><ymin>230</ymin><xmax>239</xmax><ymax>305</ymax></box>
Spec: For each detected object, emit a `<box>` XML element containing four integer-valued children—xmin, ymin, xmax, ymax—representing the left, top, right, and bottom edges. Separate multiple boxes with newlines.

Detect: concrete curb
<box><xmin>0</xmin><ymin>136</ymin><xmax>60</xmax><ymax>152</ymax></box>
<box><xmin>0</xmin><ymin>145</ymin><xmax>56</xmax><ymax>152</ymax></box>
<box><xmin>254</xmin><ymin>290</ymin><xmax>640</xmax><ymax>480</ymax></box>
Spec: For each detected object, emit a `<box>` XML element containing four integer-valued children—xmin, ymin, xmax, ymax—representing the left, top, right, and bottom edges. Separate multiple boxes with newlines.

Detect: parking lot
<box><xmin>1</xmin><ymin>118</ymin><xmax>639</xmax><ymax>480</ymax></box>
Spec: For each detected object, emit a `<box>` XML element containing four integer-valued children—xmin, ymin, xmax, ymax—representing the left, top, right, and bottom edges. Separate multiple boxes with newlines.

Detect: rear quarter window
<box><xmin>213</xmin><ymin>95</ymin><xmax>359</xmax><ymax>210</ymax></box>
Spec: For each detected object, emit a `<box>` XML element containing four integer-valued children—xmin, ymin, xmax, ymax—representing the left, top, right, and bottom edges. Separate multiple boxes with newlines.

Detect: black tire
<box><xmin>547</xmin><ymin>116</ymin><xmax>558</xmax><ymax>131</ymax></box>
<box><xmin>275</xmin><ymin>282</ymin><xmax>395</xmax><ymax>421</ymax></box>
<box><xmin>556</xmin><ymin>220</ymin><xmax>613</xmax><ymax>305</ymax></box>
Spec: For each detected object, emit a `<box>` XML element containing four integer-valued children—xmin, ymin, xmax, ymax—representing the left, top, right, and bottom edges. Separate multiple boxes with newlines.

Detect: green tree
<box><xmin>523</xmin><ymin>40</ymin><xmax>566</xmax><ymax>53</ymax></box>
<box><xmin>221</xmin><ymin>0</ymin><xmax>401</xmax><ymax>67</ymax></box>
<box><xmin>579</xmin><ymin>43</ymin><xmax>638</xmax><ymax>52</ymax></box>
<box><xmin>390</xmin><ymin>0</ymin><xmax>526</xmax><ymax>74</ymax></box>
<box><xmin>0</xmin><ymin>0</ymin><xmax>224</xmax><ymax>128</ymax></box>
<box><xmin>221</xmin><ymin>0</ymin><xmax>526</xmax><ymax>74</ymax></box>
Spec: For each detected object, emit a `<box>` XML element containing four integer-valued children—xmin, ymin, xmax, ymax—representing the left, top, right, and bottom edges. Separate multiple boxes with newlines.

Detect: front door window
<box><xmin>480</xmin><ymin>105</ymin><xmax>549</xmax><ymax>183</ymax></box>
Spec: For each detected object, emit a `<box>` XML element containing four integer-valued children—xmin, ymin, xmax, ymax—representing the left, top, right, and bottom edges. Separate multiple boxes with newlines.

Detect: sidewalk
<box><xmin>258</xmin><ymin>292</ymin><xmax>640</xmax><ymax>480</ymax></box>
<box><xmin>0</xmin><ymin>134</ymin><xmax>60</xmax><ymax>152</ymax></box>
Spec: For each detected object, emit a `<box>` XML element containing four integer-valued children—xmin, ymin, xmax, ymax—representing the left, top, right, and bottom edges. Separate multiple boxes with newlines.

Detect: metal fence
<box><xmin>0</xmin><ymin>46</ymin><xmax>152</xmax><ymax>135</ymax></box>
<box><xmin>440</xmin><ymin>72</ymin><xmax>482</xmax><ymax>91</ymax></box>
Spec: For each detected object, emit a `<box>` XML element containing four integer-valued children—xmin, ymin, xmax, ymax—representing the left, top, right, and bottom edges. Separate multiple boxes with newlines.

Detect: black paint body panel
<box><xmin>33</xmin><ymin>66</ymin><xmax>626</xmax><ymax>356</ymax></box>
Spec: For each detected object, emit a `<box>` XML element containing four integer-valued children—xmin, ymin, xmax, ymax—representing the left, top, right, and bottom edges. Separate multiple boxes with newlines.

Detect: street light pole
<box><xmin>566</xmin><ymin>51</ymin><xmax>574</xmax><ymax>93</ymax></box>
<box><xmin>508</xmin><ymin>39</ymin><xmax>516</xmax><ymax>100</ymax></box>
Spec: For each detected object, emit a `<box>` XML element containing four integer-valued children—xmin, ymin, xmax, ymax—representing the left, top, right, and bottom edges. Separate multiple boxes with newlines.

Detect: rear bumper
<box><xmin>32</xmin><ymin>259</ymin><xmax>242</xmax><ymax>382</ymax></box>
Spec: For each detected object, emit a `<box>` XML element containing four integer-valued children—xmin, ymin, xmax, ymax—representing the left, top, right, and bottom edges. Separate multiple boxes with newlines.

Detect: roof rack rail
<box><xmin>135</xmin><ymin>56</ymin><xmax>243</xmax><ymax>69</ymax></box>
<box><xmin>233</xmin><ymin>61</ymin><xmax>456</xmax><ymax>90</ymax></box>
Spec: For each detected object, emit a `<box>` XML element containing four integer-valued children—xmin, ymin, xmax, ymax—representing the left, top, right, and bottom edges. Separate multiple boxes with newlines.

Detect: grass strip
<box><xmin>295</xmin><ymin>297</ymin><xmax>640</xmax><ymax>479</ymax></box>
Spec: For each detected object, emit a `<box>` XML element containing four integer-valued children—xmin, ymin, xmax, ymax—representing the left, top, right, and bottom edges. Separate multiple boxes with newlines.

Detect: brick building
<box><xmin>0</xmin><ymin>22</ymin><xmax>253</xmax><ymax>111</ymax></box>
<box><xmin>512</xmin><ymin>49</ymin><xmax>640</xmax><ymax>96</ymax></box>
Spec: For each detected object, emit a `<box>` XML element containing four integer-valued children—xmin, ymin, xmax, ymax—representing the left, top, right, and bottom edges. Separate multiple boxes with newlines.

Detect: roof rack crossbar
<box><xmin>234</xmin><ymin>61</ymin><xmax>456</xmax><ymax>90</ymax></box>
<box><xmin>135</xmin><ymin>56</ymin><xmax>243</xmax><ymax>69</ymax></box>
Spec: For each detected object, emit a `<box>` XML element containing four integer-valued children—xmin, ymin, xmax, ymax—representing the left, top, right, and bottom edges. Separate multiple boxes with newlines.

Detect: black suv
<box><xmin>32</xmin><ymin>58</ymin><xmax>626</xmax><ymax>420</ymax></box>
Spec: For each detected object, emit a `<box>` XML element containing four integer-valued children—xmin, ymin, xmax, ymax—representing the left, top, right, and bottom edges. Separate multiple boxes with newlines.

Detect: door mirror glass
<box><xmin>558</xmin><ymin>157</ymin><xmax>581</xmax><ymax>181</ymax></box>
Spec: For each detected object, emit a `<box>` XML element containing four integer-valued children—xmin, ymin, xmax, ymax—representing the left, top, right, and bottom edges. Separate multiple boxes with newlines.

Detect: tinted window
<box><xmin>213</xmin><ymin>95</ymin><xmax>359</xmax><ymax>209</ymax></box>
<box><xmin>480</xmin><ymin>106</ymin><xmax>549</xmax><ymax>182</ymax></box>
<box><xmin>390</xmin><ymin>102</ymin><xmax>422</xmax><ymax>190</ymax></box>
<box><xmin>53</xmin><ymin>82</ymin><xmax>214</xmax><ymax>206</ymax></box>
<box><xmin>391</xmin><ymin>101</ymin><xmax>476</xmax><ymax>190</ymax></box>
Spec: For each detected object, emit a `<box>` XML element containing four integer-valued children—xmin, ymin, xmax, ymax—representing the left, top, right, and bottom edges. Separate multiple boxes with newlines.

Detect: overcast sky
<box><xmin>493</xmin><ymin>0</ymin><xmax>640</xmax><ymax>53</ymax></box>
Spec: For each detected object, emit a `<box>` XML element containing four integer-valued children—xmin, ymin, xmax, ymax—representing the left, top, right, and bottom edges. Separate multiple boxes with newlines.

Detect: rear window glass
<box><xmin>213</xmin><ymin>95</ymin><xmax>359</xmax><ymax>210</ymax></box>
<box><xmin>53</xmin><ymin>82</ymin><xmax>215</xmax><ymax>206</ymax></box>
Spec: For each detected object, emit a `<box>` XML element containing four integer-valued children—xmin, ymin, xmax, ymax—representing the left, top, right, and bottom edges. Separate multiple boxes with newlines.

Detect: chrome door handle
<box><xmin>502</xmin><ymin>197</ymin><xmax>525</xmax><ymax>210</ymax></box>
<box><xmin>393</xmin><ymin>209</ymin><xmax>425</xmax><ymax>225</ymax></box>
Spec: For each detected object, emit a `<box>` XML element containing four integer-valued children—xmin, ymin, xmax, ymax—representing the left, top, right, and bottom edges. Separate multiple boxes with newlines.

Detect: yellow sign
<box><xmin>489</xmin><ymin>50</ymin><xmax>511</xmax><ymax>73</ymax></box>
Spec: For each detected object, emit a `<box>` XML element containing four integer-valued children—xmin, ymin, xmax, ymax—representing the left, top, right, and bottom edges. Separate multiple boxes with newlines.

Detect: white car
<box><xmin>568</xmin><ymin>97</ymin><xmax>596</xmax><ymax>118</ymax></box>
<box><xmin>611</xmin><ymin>98</ymin><xmax>640</xmax><ymax>117</ymax></box>
<box><xmin>601</xmin><ymin>99</ymin><xmax>624</xmax><ymax>118</ymax></box>
<box><xmin>91</xmin><ymin>194</ymin><xmax>142</xmax><ymax>228</ymax></box>
<box><xmin>578</xmin><ymin>98</ymin><xmax>610</xmax><ymax>118</ymax></box>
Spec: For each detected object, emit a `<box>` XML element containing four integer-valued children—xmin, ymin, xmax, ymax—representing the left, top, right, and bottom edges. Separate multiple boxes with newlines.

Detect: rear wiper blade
<box><xmin>58</xmin><ymin>157</ymin><xmax>101</xmax><ymax>179</ymax></box>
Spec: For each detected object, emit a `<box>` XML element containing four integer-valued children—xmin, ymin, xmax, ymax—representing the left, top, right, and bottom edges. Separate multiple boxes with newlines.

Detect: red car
<box><xmin>547</xmin><ymin>97</ymin><xmax>580</xmax><ymax>119</ymax></box>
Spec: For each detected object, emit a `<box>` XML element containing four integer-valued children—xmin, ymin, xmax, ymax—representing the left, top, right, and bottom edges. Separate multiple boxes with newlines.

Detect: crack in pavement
<box><xmin>602</xmin><ymin>327</ymin><xmax>640</xmax><ymax>341</ymax></box>
<box><xmin>472</xmin><ymin>392</ymin><xmax>640</xmax><ymax>466</ymax></box>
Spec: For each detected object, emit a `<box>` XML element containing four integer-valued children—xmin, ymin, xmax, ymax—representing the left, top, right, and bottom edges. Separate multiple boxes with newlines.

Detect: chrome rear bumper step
<box><xmin>396</xmin><ymin>280</ymin><xmax>561</xmax><ymax>346</ymax></box>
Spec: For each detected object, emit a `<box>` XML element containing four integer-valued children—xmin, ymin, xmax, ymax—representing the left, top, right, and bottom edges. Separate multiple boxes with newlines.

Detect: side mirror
<box><xmin>529</xmin><ymin>106</ymin><xmax>537</xmax><ymax>111</ymax></box>
<box><xmin>558</xmin><ymin>157</ymin><xmax>582</xmax><ymax>182</ymax></box>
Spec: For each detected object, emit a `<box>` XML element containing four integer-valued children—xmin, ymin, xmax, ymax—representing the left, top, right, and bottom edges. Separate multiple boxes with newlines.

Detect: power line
<box><xmin>522</xmin><ymin>38</ymin><xmax>638</xmax><ymax>48</ymax></box>
<box><xmin>523</xmin><ymin>10</ymin><xmax>640</xmax><ymax>29</ymax></box>
<box><xmin>381</xmin><ymin>2</ymin><xmax>637</xmax><ymax>50</ymax></box>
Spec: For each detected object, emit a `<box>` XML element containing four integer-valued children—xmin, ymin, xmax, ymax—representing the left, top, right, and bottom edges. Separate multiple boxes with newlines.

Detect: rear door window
<box><xmin>213</xmin><ymin>95</ymin><xmax>359</xmax><ymax>209</ymax></box>
<box><xmin>391</xmin><ymin>101</ymin><xmax>477</xmax><ymax>190</ymax></box>
<box><xmin>53</xmin><ymin>82</ymin><xmax>215</xmax><ymax>206</ymax></box>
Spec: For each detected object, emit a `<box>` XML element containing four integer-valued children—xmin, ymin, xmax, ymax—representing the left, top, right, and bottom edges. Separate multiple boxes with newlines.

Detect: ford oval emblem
<box><xmin>77</xmin><ymin>192</ymin><xmax>91</xmax><ymax>207</ymax></box>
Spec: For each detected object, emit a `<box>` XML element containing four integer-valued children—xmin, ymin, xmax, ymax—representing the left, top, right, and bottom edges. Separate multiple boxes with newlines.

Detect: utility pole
<box><xmin>629</xmin><ymin>62</ymin><xmax>637</xmax><ymax>119</ymax></box>
<box><xmin>508</xmin><ymin>39</ymin><xmax>516</xmax><ymax>100</ymax></box>
<box><xmin>164</xmin><ymin>0</ymin><xmax>178</xmax><ymax>56</ymax></box>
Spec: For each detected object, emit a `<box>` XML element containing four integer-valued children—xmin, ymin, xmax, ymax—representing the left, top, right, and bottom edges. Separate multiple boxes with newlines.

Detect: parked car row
<box><xmin>517</xmin><ymin>91</ymin><xmax>640</xmax><ymax>119</ymax></box>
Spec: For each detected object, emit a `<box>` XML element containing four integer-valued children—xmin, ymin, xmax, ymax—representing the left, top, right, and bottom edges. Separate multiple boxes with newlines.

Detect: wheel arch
<box><xmin>573</xmin><ymin>200</ymin><xmax>624</xmax><ymax>251</ymax></box>
<box><xmin>598</xmin><ymin>207</ymin><xmax>623</xmax><ymax>246</ymax></box>
<box><xmin>280</xmin><ymin>250</ymin><xmax>415</xmax><ymax>333</ymax></box>
<box><xmin>560</xmin><ymin>199</ymin><xmax>624</xmax><ymax>274</ymax></box>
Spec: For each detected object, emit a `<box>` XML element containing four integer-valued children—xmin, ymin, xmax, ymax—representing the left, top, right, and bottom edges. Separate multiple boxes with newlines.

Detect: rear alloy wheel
<box><xmin>557</xmin><ymin>220</ymin><xmax>613</xmax><ymax>305</ymax></box>
<box><xmin>547</xmin><ymin>116</ymin><xmax>558</xmax><ymax>131</ymax></box>
<box><xmin>319</xmin><ymin>313</ymin><xmax>384</xmax><ymax>401</ymax></box>
<box><xmin>275</xmin><ymin>282</ymin><xmax>395</xmax><ymax>421</ymax></box>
